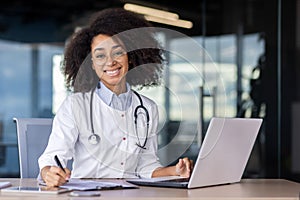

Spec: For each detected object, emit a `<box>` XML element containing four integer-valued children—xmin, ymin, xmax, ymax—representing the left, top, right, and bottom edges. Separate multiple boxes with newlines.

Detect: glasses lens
<box><xmin>93</xmin><ymin>52</ymin><xmax>106</xmax><ymax>66</ymax></box>
<box><xmin>93</xmin><ymin>48</ymin><xmax>126</xmax><ymax>66</ymax></box>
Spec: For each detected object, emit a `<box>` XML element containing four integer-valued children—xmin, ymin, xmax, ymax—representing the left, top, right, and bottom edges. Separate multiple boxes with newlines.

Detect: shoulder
<box><xmin>65</xmin><ymin>92</ymin><xmax>91</xmax><ymax>101</ymax></box>
<box><xmin>58</xmin><ymin>92</ymin><xmax>91</xmax><ymax>110</ymax></box>
<box><xmin>55</xmin><ymin>92</ymin><xmax>92</xmax><ymax>120</ymax></box>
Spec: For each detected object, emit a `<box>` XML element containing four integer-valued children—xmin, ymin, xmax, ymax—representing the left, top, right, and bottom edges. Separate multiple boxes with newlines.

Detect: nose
<box><xmin>105</xmin><ymin>55</ymin><xmax>117</xmax><ymax>66</ymax></box>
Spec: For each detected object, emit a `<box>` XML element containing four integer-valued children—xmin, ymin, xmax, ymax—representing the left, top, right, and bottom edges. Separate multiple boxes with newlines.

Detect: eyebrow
<box><xmin>93</xmin><ymin>44</ymin><xmax>123</xmax><ymax>53</ymax></box>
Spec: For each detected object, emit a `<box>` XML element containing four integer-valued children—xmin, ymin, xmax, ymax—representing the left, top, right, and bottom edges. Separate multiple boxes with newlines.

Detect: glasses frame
<box><xmin>92</xmin><ymin>47</ymin><xmax>127</xmax><ymax>66</ymax></box>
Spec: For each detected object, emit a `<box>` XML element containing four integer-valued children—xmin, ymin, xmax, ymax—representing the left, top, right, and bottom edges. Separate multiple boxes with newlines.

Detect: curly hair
<box><xmin>62</xmin><ymin>7</ymin><xmax>165</xmax><ymax>92</ymax></box>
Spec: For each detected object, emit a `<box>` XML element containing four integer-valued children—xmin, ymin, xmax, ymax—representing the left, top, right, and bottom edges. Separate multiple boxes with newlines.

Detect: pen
<box><xmin>54</xmin><ymin>155</ymin><xmax>66</xmax><ymax>173</ymax></box>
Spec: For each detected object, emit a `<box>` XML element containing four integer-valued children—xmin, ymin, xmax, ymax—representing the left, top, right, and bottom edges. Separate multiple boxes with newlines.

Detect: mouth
<box><xmin>103</xmin><ymin>67</ymin><xmax>121</xmax><ymax>77</ymax></box>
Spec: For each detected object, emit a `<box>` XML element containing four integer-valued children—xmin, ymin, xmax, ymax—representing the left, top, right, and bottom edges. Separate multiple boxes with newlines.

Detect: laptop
<box><xmin>126</xmin><ymin>117</ymin><xmax>263</xmax><ymax>189</ymax></box>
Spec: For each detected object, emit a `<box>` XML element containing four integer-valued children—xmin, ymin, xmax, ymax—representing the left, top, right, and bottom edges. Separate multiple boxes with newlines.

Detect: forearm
<box><xmin>151</xmin><ymin>166</ymin><xmax>178</xmax><ymax>177</ymax></box>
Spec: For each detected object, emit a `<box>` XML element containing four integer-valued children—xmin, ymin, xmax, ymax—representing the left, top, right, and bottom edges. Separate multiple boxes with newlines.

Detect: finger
<box><xmin>56</xmin><ymin>167</ymin><xmax>69</xmax><ymax>179</ymax></box>
<box><xmin>47</xmin><ymin>175</ymin><xmax>65</xmax><ymax>187</ymax></box>
<box><xmin>176</xmin><ymin>158</ymin><xmax>183</xmax><ymax>168</ymax></box>
<box><xmin>49</xmin><ymin>166</ymin><xmax>69</xmax><ymax>185</ymax></box>
<box><xmin>182</xmin><ymin>157</ymin><xmax>191</xmax><ymax>171</ymax></box>
<box><xmin>44</xmin><ymin>168</ymin><xmax>63</xmax><ymax>187</ymax></box>
<box><xmin>175</xmin><ymin>159</ymin><xmax>184</xmax><ymax>175</ymax></box>
<box><xmin>188</xmin><ymin>158</ymin><xmax>193</xmax><ymax>170</ymax></box>
<box><xmin>50</xmin><ymin>166</ymin><xmax>65</xmax><ymax>176</ymax></box>
<box><xmin>64</xmin><ymin>168</ymin><xmax>72</xmax><ymax>179</ymax></box>
<box><xmin>190</xmin><ymin>159</ymin><xmax>194</xmax><ymax>170</ymax></box>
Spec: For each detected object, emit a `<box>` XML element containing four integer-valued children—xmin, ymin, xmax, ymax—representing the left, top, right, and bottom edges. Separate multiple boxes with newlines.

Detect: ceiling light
<box><xmin>123</xmin><ymin>3</ymin><xmax>193</xmax><ymax>29</ymax></box>
<box><xmin>124</xmin><ymin>3</ymin><xmax>179</xmax><ymax>21</ymax></box>
<box><xmin>144</xmin><ymin>15</ymin><xmax>193</xmax><ymax>29</ymax></box>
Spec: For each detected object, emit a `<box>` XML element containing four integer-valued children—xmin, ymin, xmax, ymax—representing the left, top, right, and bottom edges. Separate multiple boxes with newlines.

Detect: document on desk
<box><xmin>40</xmin><ymin>179</ymin><xmax>138</xmax><ymax>191</ymax></box>
<box><xmin>0</xmin><ymin>181</ymin><xmax>11</xmax><ymax>189</ymax></box>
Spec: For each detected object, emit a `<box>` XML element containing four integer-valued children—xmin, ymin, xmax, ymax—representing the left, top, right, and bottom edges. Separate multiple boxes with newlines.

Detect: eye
<box><xmin>95</xmin><ymin>53</ymin><xmax>106</xmax><ymax>60</ymax></box>
<box><xmin>112</xmin><ymin>49</ymin><xmax>126</xmax><ymax>58</ymax></box>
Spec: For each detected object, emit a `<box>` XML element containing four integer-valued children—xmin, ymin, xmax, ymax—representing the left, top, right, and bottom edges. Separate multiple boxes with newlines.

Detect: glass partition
<box><xmin>0</xmin><ymin>41</ymin><xmax>64</xmax><ymax>177</ymax></box>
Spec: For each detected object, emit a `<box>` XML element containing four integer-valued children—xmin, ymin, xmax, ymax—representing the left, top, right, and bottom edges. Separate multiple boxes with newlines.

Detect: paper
<box><xmin>0</xmin><ymin>182</ymin><xmax>11</xmax><ymax>189</ymax></box>
<box><xmin>60</xmin><ymin>179</ymin><xmax>122</xmax><ymax>190</ymax></box>
<box><xmin>39</xmin><ymin>179</ymin><xmax>138</xmax><ymax>191</ymax></box>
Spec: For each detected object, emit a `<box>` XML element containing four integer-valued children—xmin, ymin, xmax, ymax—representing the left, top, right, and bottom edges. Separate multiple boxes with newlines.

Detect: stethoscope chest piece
<box><xmin>88</xmin><ymin>134</ymin><xmax>100</xmax><ymax>145</ymax></box>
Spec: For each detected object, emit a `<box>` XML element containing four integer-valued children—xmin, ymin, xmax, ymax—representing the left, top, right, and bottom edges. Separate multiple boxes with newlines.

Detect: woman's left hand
<box><xmin>175</xmin><ymin>157</ymin><xmax>194</xmax><ymax>178</ymax></box>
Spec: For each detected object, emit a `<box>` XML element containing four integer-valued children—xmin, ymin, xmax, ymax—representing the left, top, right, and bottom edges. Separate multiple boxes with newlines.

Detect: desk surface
<box><xmin>0</xmin><ymin>178</ymin><xmax>299</xmax><ymax>200</ymax></box>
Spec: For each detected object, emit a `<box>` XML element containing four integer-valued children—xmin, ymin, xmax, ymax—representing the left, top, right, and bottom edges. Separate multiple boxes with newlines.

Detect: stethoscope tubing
<box><xmin>88</xmin><ymin>86</ymin><xmax>150</xmax><ymax>149</ymax></box>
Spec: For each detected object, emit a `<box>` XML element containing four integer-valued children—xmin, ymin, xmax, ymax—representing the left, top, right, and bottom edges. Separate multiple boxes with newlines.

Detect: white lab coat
<box><xmin>38</xmin><ymin>90</ymin><xmax>163</xmax><ymax>178</ymax></box>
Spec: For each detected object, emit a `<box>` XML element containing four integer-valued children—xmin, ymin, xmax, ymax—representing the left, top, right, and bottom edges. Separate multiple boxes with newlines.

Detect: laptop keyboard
<box><xmin>160</xmin><ymin>177</ymin><xmax>190</xmax><ymax>183</ymax></box>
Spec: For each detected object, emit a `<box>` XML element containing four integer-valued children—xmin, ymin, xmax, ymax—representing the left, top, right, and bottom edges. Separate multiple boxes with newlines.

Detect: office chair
<box><xmin>13</xmin><ymin>117</ymin><xmax>53</xmax><ymax>178</ymax></box>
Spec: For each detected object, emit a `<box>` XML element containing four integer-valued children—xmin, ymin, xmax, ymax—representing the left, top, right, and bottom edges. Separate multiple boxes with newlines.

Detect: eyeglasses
<box><xmin>92</xmin><ymin>47</ymin><xmax>127</xmax><ymax>66</ymax></box>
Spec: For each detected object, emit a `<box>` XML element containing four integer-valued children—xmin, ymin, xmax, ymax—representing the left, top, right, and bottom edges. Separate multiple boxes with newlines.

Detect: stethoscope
<box><xmin>88</xmin><ymin>86</ymin><xmax>149</xmax><ymax>149</ymax></box>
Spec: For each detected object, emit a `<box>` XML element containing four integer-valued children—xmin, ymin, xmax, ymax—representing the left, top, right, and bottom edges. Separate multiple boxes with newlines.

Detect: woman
<box><xmin>38</xmin><ymin>7</ymin><xmax>193</xmax><ymax>187</ymax></box>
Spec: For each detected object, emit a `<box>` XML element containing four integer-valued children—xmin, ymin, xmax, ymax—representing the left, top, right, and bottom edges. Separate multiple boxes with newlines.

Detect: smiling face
<box><xmin>91</xmin><ymin>34</ymin><xmax>129</xmax><ymax>94</ymax></box>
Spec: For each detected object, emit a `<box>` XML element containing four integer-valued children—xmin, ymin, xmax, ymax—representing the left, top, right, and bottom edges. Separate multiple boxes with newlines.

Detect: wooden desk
<box><xmin>0</xmin><ymin>178</ymin><xmax>299</xmax><ymax>200</ymax></box>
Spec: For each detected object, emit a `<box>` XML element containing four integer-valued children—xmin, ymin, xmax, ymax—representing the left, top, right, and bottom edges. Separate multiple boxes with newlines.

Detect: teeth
<box><xmin>105</xmin><ymin>68</ymin><xmax>119</xmax><ymax>76</ymax></box>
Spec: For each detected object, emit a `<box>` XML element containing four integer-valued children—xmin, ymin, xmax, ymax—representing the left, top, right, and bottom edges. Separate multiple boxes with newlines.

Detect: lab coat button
<box><xmin>122</xmin><ymin>137</ymin><xmax>126</xmax><ymax>140</ymax></box>
<box><xmin>121</xmin><ymin>162</ymin><xmax>124</xmax><ymax>165</ymax></box>
<box><xmin>121</xmin><ymin>114</ymin><xmax>124</xmax><ymax>117</ymax></box>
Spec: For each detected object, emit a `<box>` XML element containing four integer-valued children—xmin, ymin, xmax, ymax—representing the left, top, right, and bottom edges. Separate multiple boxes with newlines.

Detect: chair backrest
<box><xmin>13</xmin><ymin>117</ymin><xmax>53</xmax><ymax>178</ymax></box>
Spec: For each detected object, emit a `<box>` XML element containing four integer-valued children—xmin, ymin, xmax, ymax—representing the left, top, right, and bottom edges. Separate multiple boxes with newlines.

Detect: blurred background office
<box><xmin>0</xmin><ymin>0</ymin><xmax>299</xmax><ymax>183</ymax></box>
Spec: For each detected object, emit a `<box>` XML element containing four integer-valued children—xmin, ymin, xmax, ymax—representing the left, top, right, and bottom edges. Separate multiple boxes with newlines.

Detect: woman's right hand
<box><xmin>41</xmin><ymin>166</ymin><xmax>71</xmax><ymax>187</ymax></box>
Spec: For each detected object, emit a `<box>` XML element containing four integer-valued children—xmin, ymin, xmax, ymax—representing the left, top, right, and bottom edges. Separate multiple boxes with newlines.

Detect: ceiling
<box><xmin>0</xmin><ymin>0</ymin><xmax>206</xmax><ymax>24</ymax></box>
<box><xmin>0</xmin><ymin>0</ymin><xmax>264</xmax><ymax>43</ymax></box>
<box><xmin>0</xmin><ymin>0</ymin><xmax>226</xmax><ymax>42</ymax></box>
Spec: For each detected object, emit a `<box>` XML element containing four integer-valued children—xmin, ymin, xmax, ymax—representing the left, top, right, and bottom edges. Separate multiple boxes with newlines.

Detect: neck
<box><xmin>112</xmin><ymin>83</ymin><xmax>127</xmax><ymax>95</ymax></box>
<box><xmin>105</xmin><ymin>79</ymin><xmax>127</xmax><ymax>95</ymax></box>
